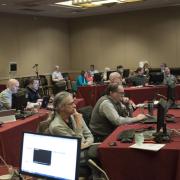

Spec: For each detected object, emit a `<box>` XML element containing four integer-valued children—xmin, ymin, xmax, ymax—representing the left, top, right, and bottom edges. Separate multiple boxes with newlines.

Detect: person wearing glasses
<box><xmin>89</xmin><ymin>83</ymin><xmax>146</xmax><ymax>142</ymax></box>
<box><xmin>39</xmin><ymin>91</ymin><xmax>103</xmax><ymax>179</ymax></box>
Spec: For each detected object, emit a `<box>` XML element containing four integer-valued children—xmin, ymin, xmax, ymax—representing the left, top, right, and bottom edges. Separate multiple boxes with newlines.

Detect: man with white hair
<box><xmin>52</xmin><ymin>65</ymin><xmax>67</xmax><ymax>94</ymax></box>
<box><xmin>0</xmin><ymin>79</ymin><xmax>19</xmax><ymax>109</ymax></box>
<box><xmin>52</xmin><ymin>65</ymin><xmax>64</xmax><ymax>82</ymax></box>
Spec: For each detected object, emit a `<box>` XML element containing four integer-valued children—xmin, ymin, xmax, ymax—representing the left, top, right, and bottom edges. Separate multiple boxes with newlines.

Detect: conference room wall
<box><xmin>0</xmin><ymin>13</ymin><xmax>70</xmax><ymax>81</ymax></box>
<box><xmin>69</xmin><ymin>7</ymin><xmax>180</xmax><ymax>71</ymax></box>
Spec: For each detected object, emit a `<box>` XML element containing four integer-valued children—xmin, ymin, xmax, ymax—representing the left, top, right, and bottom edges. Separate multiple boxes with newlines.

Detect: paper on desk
<box><xmin>130</xmin><ymin>143</ymin><xmax>165</xmax><ymax>152</ymax></box>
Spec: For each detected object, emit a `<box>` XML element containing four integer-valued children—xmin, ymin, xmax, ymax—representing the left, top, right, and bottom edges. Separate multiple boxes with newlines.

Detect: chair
<box><xmin>78</xmin><ymin>106</ymin><xmax>93</xmax><ymax>126</ymax></box>
<box><xmin>51</xmin><ymin>75</ymin><xmax>67</xmax><ymax>95</ymax></box>
<box><xmin>37</xmin><ymin>118</ymin><xmax>53</xmax><ymax>134</ymax></box>
<box><xmin>39</xmin><ymin>75</ymin><xmax>50</xmax><ymax>96</ymax></box>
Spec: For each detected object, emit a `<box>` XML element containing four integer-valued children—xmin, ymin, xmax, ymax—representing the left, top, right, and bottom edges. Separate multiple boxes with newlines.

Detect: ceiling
<box><xmin>0</xmin><ymin>0</ymin><xmax>180</xmax><ymax>18</ymax></box>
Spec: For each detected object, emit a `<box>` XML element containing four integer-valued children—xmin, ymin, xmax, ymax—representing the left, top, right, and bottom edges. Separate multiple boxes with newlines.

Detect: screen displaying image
<box><xmin>20</xmin><ymin>133</ymin><xmax>81</xmax><ymax>180</ymax></box>
<box><xmin>33</xmin><ymin>149</ymin><xmax>52</xmax><ymax>165</ymax></box>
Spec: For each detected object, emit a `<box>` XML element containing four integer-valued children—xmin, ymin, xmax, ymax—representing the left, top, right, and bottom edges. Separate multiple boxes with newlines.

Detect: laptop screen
<box><xmin>20</xmin><ymin>132</ymin><xmax>81</xmax><ymax>180</ymax></box>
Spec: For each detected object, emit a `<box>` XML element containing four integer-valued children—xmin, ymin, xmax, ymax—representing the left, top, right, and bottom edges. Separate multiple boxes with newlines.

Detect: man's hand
<box><xmin>122</xmin><ymin>97</ymin><xmax>136</xmax><ymax>108</ymax></box>
<box><xmin>135</xmin><ymin>114</ymin><xmax>146</xmax><ymax>121</ymax></box>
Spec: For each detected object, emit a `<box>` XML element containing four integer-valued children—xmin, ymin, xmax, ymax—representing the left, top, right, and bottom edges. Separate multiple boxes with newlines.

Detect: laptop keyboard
<box><xmin>15</xmin><ymin>111</ymin><xmax>36</xmax><ymax>119</ymax></box>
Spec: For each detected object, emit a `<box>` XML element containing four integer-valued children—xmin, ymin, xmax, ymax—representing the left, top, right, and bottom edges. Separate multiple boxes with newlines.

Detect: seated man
<box><xmin>89</xmin><ymin>64</ymin><xmax>98</xmax><ymax>77</ymax></box>
<box><xmin>52</xmin><ymin>65</ymin><xmax>66</xmax><ymax>94</ymax></box>
<box><xmin>26</xmin><ymin>77</ymin><xmax>41</xmax><ymax>103</ymax></box>
<box><xmin>39</xmin><ymin>91</ymin><xmax>98</xmax><ymax>178</ymax></box>
<box><xmin>89</xmin><ymin>83</ymin><xmax>146</xmax><ymax>141</ymax></box>
<box><xmin>0</xmin><ymin>79</ymin><xmax>19</xmax><ymax>109</ymax></box>
<box><xmin>52</xmin><ymin>65</ymin><xmax>65</xmax><ymax>83</ymax></box>
<box><xmin>117</xmin><ymin>65</ymin><xmax>124</xmax><ymax>76</ymax></box>
<box><xmin>163</xmin><ymin>67</ymin><xmax>176</xmax><ymax>86</ymax></box>
<box><xmin>129</xmin><ymin>67</ymin><xmax>148</xmax><ymax>86</ymax></box>
<box><xmin>109</xmin><ymin>72</ymin><xmax>123</xmax><ymax>84</ymax></box>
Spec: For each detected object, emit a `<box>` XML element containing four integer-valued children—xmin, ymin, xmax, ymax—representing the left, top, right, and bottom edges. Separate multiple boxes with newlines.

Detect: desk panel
<box><xmin>0</xmin><ymin>110</ymin><xmax>49</xmax><ymax>167</ymax></box>
<box><xmin>99</xmin><ymin>109</ymin><xmax>180</xmax><ymax>180</ymax></box>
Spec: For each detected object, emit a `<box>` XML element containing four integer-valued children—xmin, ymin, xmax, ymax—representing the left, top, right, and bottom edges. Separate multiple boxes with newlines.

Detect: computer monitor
<box><xmin>20</xmin><ymin>132</ymin><xmax>81</xmax><ymax>180</ymax></box>
<box><xmin>123</xmin><ymin>69</ymin><xmax>130</xmax><ymax>78</ymax></box>
<box><xmin>156</xmin><ymin>98</ymin><xmax>167</xmax><ymax>133</ymax></box>
<box><xmin>107</xmin><ymin>71</ymin><xmax>116</xmax><ymax>80</ymax></box>
<box><xmin>170</xmin><ymin>67</ymin><xmax>180</xmax><ymax>76</ymax></box>
<box><xmin>149</xmin><ymin>72</ymin><xmax>164</xmax><ymax>85</ymax></box>
<box><xmin>12</xmin><ymin>90</ymin><xmax>28</xmax><ymax>111</ymax></box>
<box><xmin>149</xmin><ymin>68</ymin><xmax>161</xmax><ymax>73</ymax></box>
<box><xmin>93</xmin><ymin>72</ymin><xmax>102</xmax><ymax>83</ymax></box>
<box><xmin>153</xmin><ymin>98</ymin><xmax>171</xmax><ymax>143</ymax></box>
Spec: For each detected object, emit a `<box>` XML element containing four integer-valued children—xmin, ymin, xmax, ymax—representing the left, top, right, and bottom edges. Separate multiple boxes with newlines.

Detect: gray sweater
<box><xmin>90</xmin><ymin>95</ymin><xmax>136</xmax><ymax>136</ymax></box>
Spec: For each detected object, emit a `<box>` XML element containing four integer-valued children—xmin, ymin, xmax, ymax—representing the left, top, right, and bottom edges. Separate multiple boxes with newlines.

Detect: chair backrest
<box><xmin>37</xmin><ymin>118</ymin><xmax>53</xmax><ymax>134</ymax></box>
<box><xmin>39</xmin><ymin>75</ymin><xmax>48</xmax><ymax>86</ymax></box>
<box><xmin>78</xmin><ymin>106</ymin><xmax>93</xmax><ymax>126</ymax></box>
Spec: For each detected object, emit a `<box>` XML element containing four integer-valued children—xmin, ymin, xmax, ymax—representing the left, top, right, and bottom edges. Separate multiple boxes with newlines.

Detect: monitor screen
<box><xmin>107</xmin><ymin>71</ymin><xmax>116</xmax><ymax>80</ymax></box>
<box><xmin>170</xmin><ymin>67</ymin><xmax>180</xmax><ymax>76</ymax></box>
<box><xmin>149</xmin><ymin>72</ymin><xmax>164</xmax><ymax>85</ymax></box>
<box><xmin>93</xmin><ymin>72</ymin><xmax>102</xmax><ymax>83</ymax></box>
<box><xmin>20</xmin><ymin>132</ymin><xmax>81</xmax><ymax>180</ymax></box>
<box><xmin>12</xmin><ymin>90</ymin><xmax>28</xmax><ymax>111</ymax></box>
<box><xmin>123</xmin><ymin>69</ymin><xmax>130</xmax><ymax>78</ymax></box>
<box><xmin>156</xmin><ymin>98</ymin><xmax>167</xmax><ymax>133</ymax></box>
<box><xmin>149</xmin><ymin>68</ymin><xmax>161</xmax><ymax>73</ymax></box>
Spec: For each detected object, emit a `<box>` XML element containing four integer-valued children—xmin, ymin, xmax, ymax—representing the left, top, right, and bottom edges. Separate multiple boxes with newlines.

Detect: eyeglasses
<box><xmin>66</xmin><ymin>101</ymin><xmax>75</xmax><ymax>106</ymax></box>
<box><xmin>116</xmin><ymin>91</ymin><xmax>125</xmax><ymax>96</ymax></box>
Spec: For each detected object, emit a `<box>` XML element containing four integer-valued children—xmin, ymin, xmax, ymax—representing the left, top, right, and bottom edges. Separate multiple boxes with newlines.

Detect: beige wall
<box><xmin>1</xmin><ymin>6</ymin><xmax>180</xmax><ymax>83</ymax></box>
<box><xmin>0</xmin><ymin>13</ymin><xmax>70</xmax><ymax>80</ymax></box>
<box><xmin>69</xmin><ymin>7</ymin><xmax>180</xmax><ymax>72</ymax></box>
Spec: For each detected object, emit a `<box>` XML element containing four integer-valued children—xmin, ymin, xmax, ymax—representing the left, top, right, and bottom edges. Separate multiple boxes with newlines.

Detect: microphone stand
<box><xmin>33</xmin><ymin>64</ymin><xmax>45</xmax><ymax>96</ymax></box>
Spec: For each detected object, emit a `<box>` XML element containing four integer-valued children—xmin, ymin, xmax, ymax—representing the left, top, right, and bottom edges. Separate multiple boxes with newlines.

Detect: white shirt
<box><xmin>52</xmin><ymin>71</ymin><xmax>64</xmax><ymax>82</ymax></box>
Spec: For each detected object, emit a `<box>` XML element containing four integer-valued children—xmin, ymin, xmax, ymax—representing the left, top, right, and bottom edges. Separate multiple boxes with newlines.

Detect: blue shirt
<box><xmin>76</xmin><ymin>75</ymin><xmax>88</xmax><ymax>87</ymax></box>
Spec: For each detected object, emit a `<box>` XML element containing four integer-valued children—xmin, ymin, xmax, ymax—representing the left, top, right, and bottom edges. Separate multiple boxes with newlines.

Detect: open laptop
<box><xmin>19</xmin><ymin>132</ymin><xmax>81</xmax><ymax>180</ymax></box>
<box><xmin>41</xmin><ymin>96</ymin><xmax>50</xmax><ymax>108</ymax></box>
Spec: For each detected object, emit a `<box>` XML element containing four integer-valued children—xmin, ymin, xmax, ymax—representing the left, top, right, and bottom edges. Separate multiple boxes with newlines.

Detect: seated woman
<box><xmin>85</xmin><ymin>71</ymin><xmax>93</xmax><ymax>85</ymax></box>
<box><xmin>38</xmin><ymin>91</ymin><xmax>100</xmax><ymax>178</ymax></box>
<box><xmin>76</xmin><ymin>70</ymin><xmax>88</xmax><ymax>87</ymax></box>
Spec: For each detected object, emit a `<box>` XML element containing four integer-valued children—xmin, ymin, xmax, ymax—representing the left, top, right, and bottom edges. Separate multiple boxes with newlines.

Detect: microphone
<box><xmin>32</xmin><ymin>64</ymin><xmax>38</xmax><ymax>68</ymax></box>
<box><xmin>88</xmin><ymin>159</ymin><xmax>110</xmax><ymax>180</ymax></box>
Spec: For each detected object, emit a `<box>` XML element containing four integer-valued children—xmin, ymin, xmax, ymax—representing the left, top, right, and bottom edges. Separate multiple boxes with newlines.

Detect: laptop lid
<box><xmin>20</xmin><ymin>132</ymin><xmax>81</xmax><ymax>180</ymax></box>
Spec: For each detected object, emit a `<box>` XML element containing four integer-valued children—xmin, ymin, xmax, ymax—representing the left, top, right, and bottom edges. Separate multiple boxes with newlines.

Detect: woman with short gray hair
<box><xmin>48</xmin><ymin>91</ymin><xmax>94</xmax><ymax>148</ymax></box>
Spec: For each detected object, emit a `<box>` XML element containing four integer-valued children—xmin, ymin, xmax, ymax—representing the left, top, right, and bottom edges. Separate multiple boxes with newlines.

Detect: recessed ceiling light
<box><xmin>1</xmin><ymin>3</ymin><xmax>7</xmax><ymax>6</ymax></box>
<box><xmin>54</xmin><ymin>0</ymin><xmax>143</xmax><ymax>8</ymax></box>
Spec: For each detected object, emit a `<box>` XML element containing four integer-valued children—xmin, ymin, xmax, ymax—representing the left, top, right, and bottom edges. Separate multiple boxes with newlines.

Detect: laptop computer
<box><xmin>19</xmin><ymin>132</ymin><xmax>81</xmax><ymax>180</ymax></box>
<box><xmin>41</xmin><ymin>96</ymin><xmax>50</xmax><ymax>108</ymax></box>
